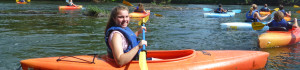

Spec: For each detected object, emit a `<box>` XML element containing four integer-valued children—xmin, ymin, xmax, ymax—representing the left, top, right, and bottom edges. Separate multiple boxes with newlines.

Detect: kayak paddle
<box><xmin>294</xmin><ymin>5</ymin><xmax>299</xmax><ymax>8</ymax></box>
<box><xmin>138</xmin><ymin>16</ymin><xmax>149</xmax><ymax>70</ymax></box>
<box><xmin>203</xmin><ymin>8</ymin><xmax>213</xmax><ymax>11</ymax></box>
<box><xmin>27</xmin><ymin>0</ymin><xmax>30</xmax><ymax>2</ymax></box>
<box><xmin>270</xmin><ymin>8</ymin><xmax>279</xmax><ymax>14</ymax></box>
<box><xmin>123</xmin><ymin>0</ymin><xmax>163</xmax><ymax>17</ymax></box>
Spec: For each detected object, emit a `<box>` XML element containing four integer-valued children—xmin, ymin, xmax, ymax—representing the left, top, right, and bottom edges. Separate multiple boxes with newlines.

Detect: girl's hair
<box><xmin>274</xmin><ymin>11</ymin><xmax>284</xmax><ymax>22</ymax></box>
<box><xmin>105</xmin><ymin>5</ymin><xmax>129</xmax><ymax>34</ymax></box>
<box><xmin>249</xmin><ymin>4</ymin><xmax>257</xmax><ymax>15</ymax></box>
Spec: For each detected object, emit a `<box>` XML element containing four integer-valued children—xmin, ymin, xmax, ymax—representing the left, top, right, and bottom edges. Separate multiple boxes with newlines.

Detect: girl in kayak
<box><xmin>267</xmin><ymin>11</ymin><xmax>298</xmax><ymax>31</ymax></box>
<box><xmin>214</xmin><ymin>4</ymin><xmax>227</xmax><ymax>13</ymax></box>
<box><xmin>279</xmin><ymin>4</ymin><xmax>291</xmax><ymax>17</ymax></box>
<box><xmin>66</xmin><ymin>0</ymin><xmax>77</xmax><ymax>6</ymax></box>
<box><xmin>245</xmin><ymin>4</ymin><xmax>269</xmax><ymax>22</ymax></box>
<box><xmin>260</xmin><ymin>4</ymin><xmax>270</xmax><ymax>12</ymax></box>
<box><xmin>104</xmin><ymin>5</ymin><xmax>147</xmax><ymax>67</ymax></box>
<box><xmin>134</xmin><ymin>3</ymin><xmax>146</xmax><ymax>13</ymax></box>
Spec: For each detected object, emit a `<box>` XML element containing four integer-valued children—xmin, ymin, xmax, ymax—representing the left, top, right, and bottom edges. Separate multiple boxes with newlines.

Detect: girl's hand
<box><xmin>138</xmin><ymin>26</ymin><xmax>147</xmax><ymax>34</ymax></box>
<box><xmin>138</xmin><ymin>40</ymin><xmax>147</xmax><ymax>49</ymax></box>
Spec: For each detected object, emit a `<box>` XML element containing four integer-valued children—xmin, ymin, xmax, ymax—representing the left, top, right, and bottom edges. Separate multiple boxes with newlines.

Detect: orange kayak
<box><xmin>284</xmin><ymin>16</ymin><xmax>291</xmax><ymax>21</ymax></box>
<box><xmin>58</xmin><ymin>5</ymin><xmax>83</xmax><ymax>10</ymax></box>
<box><xmin>259</xmin><ymin>11</ymin><xmax>270</xmax><ymax>16</ymax></box>
<box><xmin>259</xmin><ymin>28</ymin><xmax>300</xmax><ymax>48</ymax></box>
<box><xmin>16</xmin><ymin>2</ymin><xmax>27</xmax><ymax>4</ymax></box>
<box><xmin>20</xmin><ymin>49</ymin><xmax>269</xmax><ymax>70</ymax></box>
<box><xmin>129</xmin><ymin>10</ymin><xmax>150</xmax><ymax>18</ymax></box>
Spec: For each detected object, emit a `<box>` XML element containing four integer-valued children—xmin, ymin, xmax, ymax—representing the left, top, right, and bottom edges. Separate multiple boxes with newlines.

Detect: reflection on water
<box><xmin>262</xmin><ymin>44</ymin><xmax>300</xmax><ymax>70</ymax></box>
<box><xmin>1</xmin><ymin>1</ymin><xmax>300</xmax><ymax>70</ymax></box>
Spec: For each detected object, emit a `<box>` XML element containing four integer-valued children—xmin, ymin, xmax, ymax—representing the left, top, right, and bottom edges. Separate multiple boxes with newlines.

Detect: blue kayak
<box><xmin>220</xmin><ymin>22</ymin><xmax>269</xmax><ymax>31</ymax></box>
<box><xmin>204</xmin><ymin>12</ymin><xmax>235</xmax><ymax>18</ymax></box>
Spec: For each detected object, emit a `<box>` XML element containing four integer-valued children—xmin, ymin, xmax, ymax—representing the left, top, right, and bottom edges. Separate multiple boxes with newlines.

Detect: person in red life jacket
<box><xmin>279</xmin><ymin>4</ymin><xmax>291</xmax><ymax>17</ymax></box>
<box><xmin>134</xmin><ymin>3</ymin><xmax>146</xmax><ymax>13</ymax></box>
<box><xmin>260</xmin><ymin>4</ymin><xmax>271</xmax><ymax>12</ymax></box>
<box><xmin>214</xmin><ymin>4</ymin><xmax>227</xmax><ymax>13</ymax></box>
<box><xmin>104</xmin><ymin>5</ymin><xmax>147</xmax><ymax>67</ymax></box>
<box><xmin>267</xmin><ymin>11</ymin><xmax>298</xmax><ymax>31</ymax></box>
<box><xmin>245</xmin><ymin>4</ymin><xmax>269</xmax><ymax>22</ymax></box>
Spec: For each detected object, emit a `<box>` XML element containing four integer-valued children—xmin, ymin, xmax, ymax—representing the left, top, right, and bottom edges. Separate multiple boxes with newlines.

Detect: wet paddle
<box><xmin>270</xmin><ymin>8</ymin><xmax>279</xmax><ymax>14</ymax></box>
<box><xmin>27</xmin><ymin>0</ymin><xmax>30</xmax><ymax>2</ymax></box>
<box><xmin>138</xmin><ymin>16</ymin><xmax>149</xmax><ymax>70</ymax></box>
<box><xmin>123</xmin><ymin>0</ymin><xmax>163</xmax><ymax>17</ymax></box>
<box><xmin>294</xmin><ymin>5</ymin><xmax>299</xmax><ymax>8</ymax></box>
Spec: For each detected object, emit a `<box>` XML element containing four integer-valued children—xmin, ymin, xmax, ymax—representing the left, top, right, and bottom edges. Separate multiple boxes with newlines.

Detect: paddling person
<box><xmin>214</xmin><ymin>4</ymin><xmax>227</xmax><ymax>13</ymax></box>
<box><xmin>245</xmin><ymin>4</ymin><xmax>269</xmax><ymax>22</ymax></box>
<box><xmin>279</xmin><ymin>4</ymin><xmax>291</xmax><ymax>17</ymax></box>
<box><xmin>19</xmin><ymin>0</ymin><xmax>25</xmax><ymax>2</ymax></box>
<box><xmin>260</xmin><ymin>4</ymin><xmax>271</xmax><ymax>12</ymax></box>
<box><xmin>134</xmin><ymin>3</ymin><xmax>146</xmax><ymax>13</ymax></box>
<box><xmin>267</xmin><ymin>11</ymin><xmax>298</xmax><ymax>31</ymax></box>
<box><xmin>104</xmin><ymin>5</ymin><xmax>148</xmax><ymax>67</ymax></box>
<box><xmin>66</xmin><ymin>0</ymin><xmax>77</xmax><ymax>6</ymax></box>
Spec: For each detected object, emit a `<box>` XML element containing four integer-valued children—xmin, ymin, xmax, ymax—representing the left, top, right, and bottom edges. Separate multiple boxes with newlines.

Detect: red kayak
<box><xmin>20</xmin><ymin>49</ymin><xmax>269</xmax><ymax>70</ymax></box>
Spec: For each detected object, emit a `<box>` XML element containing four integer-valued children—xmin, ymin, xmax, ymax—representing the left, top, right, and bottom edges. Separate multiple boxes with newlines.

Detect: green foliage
<box><xmin>85</xmin><ymin>5</ymin><xmax>109</xmax><ymax>17</ymax></box>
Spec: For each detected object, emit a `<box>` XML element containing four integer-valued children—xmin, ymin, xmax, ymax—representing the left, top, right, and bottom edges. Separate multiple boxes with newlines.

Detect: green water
<box><xmin>1</xmin><ymin>1</ymin><xmax>300</xmax><ymax>70</ymax></box>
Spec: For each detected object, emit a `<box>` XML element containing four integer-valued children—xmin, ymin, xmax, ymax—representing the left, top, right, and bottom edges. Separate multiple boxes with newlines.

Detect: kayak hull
<box><xmin>129</xmin><ymin>10</ymin><xmax>150</xmax><ymax>18</ymax></box>
<box><xmin>259</xmin><ymin>11</ymin><xmax>270</xmax><ymax>16</ymax></box>
<box><xmin>284</xmin><ymin>16</ymin><xmax>291</xmax><ymax>21</ymax></box>
<box><xmin>59</xmin><ymin>5</ymin><xmax>83</xmax><ymax>10</ymax></box>
<box><xmin>17</xmin><ymin>2</ymin><xmax>27</xmax><ymax>4</ymax></box>
<box><xmin>20</xmin><ymin>49</ymin><xmax>269</xmax><ymax>70</ymax></box>
<box><xmin>221</xmin><ymin>22</ymin><xmax>269</xmax><ymax>31</ymax></box>
<box><xmin>259</xmin><ymin>28</ymin><xmax>300</xmax><ymax>48</ymax></box>
<box><xmin>204</xmin><ymin>12</ymin><xmax>235</xmax><ymax>18</ymax></box>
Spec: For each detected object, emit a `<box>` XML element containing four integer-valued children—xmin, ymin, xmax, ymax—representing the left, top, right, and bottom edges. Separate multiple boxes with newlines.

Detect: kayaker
<box><xmin>260</xmin><ymin>4</ymin><xmax>270</xmax><ymax>12</ymax></box>
<box><xmin>134</xmin><ymin>3</ymin><xmax>146</xmax><ymax>13</ymax></box>
<box><xmin>279</xmin><ymin>4</ymin><xmax>291</xmax><ymax>17</ymax></box>
<box><xmin>214</xmin><ymin>4</ymin><xmax>227</xmax><ymax>13</ymax></box>
<box><xmin>267</xmin><ymin>11</ymin><xmax>298</xmax><ymax>31</ymax></box>
<box><xmin>66</xmin><ymin>0</ymin><xmax>77</xmax><ymax>6</ymax></box>
<box><xmin>245</xmin><ymin>4</ymin><xmax>269</xmax><ymax>22</ymax></box>
<box><xmin>19</xmin><ymin>0</ymin><xmax>25</xmax><ymax>2</ymax></box>
<box><xmin>105</xmin><ymin>5</ymin><xmax>148</xmax><ymax>67</ymax></box>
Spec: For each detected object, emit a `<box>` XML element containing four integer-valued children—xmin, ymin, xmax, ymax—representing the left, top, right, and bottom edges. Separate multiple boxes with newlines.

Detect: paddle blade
<box><xmin>294</xmin><ymin>5</ymin><xmax>299</xmax><ymax>8</ymax></box>
<box><xmin>27</xmin><ymin>0</ymin><xmax>30</xmax><ymax>2</ymax></box>
<box><xmin>231</xmin><ymin>9</ymin><xmax>241</xmax><ymax>13</ymax></box>
<box><xmin>154</xmin><ymin>13</ymin><xmax>163</xmax><ymax>17</ymax></box>
<box><xmin>252</xmin><ymin>22</ymin><xmax>266</xmax><ymax>30</ymax></box>
<box><xmin>274</xmin><ymin>8</ymin><xmax>279</xmax><ymax>11</ymax></box>
<box><xmin>16</xmin><ymin>0</ymin><xmax>19</xmax><ymax>2</ymax></box>
<box><xmin>139</xmin><ymin>51</ymin><xmax>148</xmax><ymax>70</ymax></box>
<box><xmin>123</xmin><ymin>0</ymin><xmax>133</xmax><ymax>6</ymax></box>
<box><xmin>203</xmin><ymin>8</ymin><xmax>213</xmax><ymax>11</ymax></box>
<box><xmin>138</xmin><ymin>16</ymin><xmax>150</xmax><ymax>25</ymax></box>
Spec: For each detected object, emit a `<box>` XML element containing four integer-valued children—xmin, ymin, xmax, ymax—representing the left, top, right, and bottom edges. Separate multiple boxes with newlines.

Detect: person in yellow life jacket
<box><xmin>134</xmin><ymin>3</ymin><xmax>146</xmax><ymax>13</ymax></box>
<box><xmin>66</xmin><ymin>0</ymin><xmax>77</xmax><ymax>6</ymax></box>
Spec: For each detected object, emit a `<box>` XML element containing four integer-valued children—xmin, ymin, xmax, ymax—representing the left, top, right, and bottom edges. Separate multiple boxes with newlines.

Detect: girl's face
<box><xmin>114</xmin><ymin>10</ymin><xmax>130</xmax><ymax>28</ymax></box>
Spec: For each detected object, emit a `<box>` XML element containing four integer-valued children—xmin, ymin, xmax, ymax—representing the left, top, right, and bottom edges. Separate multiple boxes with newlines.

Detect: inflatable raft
<box><xmin>20</xmin><ymin>49</ymin><xmax>269</xmax><ymax>70</ymax></box>
<box><xmin>204</xmin><ymin>12</ymin><xmax>235</xmax><ymax>18</ymax></box>
<box><xmin>221</xmin><ymin>22</ymin><xmax>269</xmax><ymax>31</ymax></box>
<box><xmin>259</xmin><ymin>27</ymin><xmax>300</xmax><ymax>48</ymax></box>
<box><xmin>129</xmin><ymin>10</ymin><xmax>150</xmax><ymax>18</ymax></box>
<box><xmin>59</xmin><ymin>5</ymin><xmax>83</xmax><ymax>10</ymax></box>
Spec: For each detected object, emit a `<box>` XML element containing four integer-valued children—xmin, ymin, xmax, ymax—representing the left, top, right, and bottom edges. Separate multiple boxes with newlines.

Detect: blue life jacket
<box><xmin>279</xmin><ymin>10</ymin><xmax>287</xmax><ymax>16</ymax></box>
<box><xmin>105</xmin><ymin>26</ymin><xmax>141</xmax><ymax>60</ymax></box>
<box><xmin>268</xmin><ymin>19</ymin><xmax>291</xmax><ymax>31</ymax></box>
<box><xmin>245</xmin><ymin>10</ymin><xmax>260</xmax><ymax>22</ymax></box>
<box><xmin>260</xmin><ymin>7</ymin><xmax>270</xmax><ymax>11</ymax></box>
<box><xmin>214</xmin><ymin>8</ymin><xmax>225</xmax><ymax>13</ymax></box>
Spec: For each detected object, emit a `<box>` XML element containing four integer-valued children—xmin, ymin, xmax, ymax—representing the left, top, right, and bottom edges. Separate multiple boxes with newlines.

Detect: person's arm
<box><xmin>293</xmin><ymin>18</ymin><xmax>299</xmax><ymax>28</ymax></box>
<box><xmin>135</xmin><ymin>26</ymin><xmax>146</xmax><ymax>37</ymax></box>
<box><xmin>111</xmin><ymin>33</ymin><xmax>146</xmax><ymax>67</ymax></box>
<box><xmin>254</xmin><ymin>12</ymin><xmax>268</xmax><ymax>20</ymax></box>
<box><xmin>286</xmin><ymin>11</ymin><xmax>291</xmax><ymax>17</ymax></box>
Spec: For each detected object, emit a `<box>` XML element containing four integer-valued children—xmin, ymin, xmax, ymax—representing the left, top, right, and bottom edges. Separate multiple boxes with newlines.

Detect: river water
<box><xmin>1</xmin><ymin>1</ymin><xmax>300</xmax><ymax>70</ymax></box>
